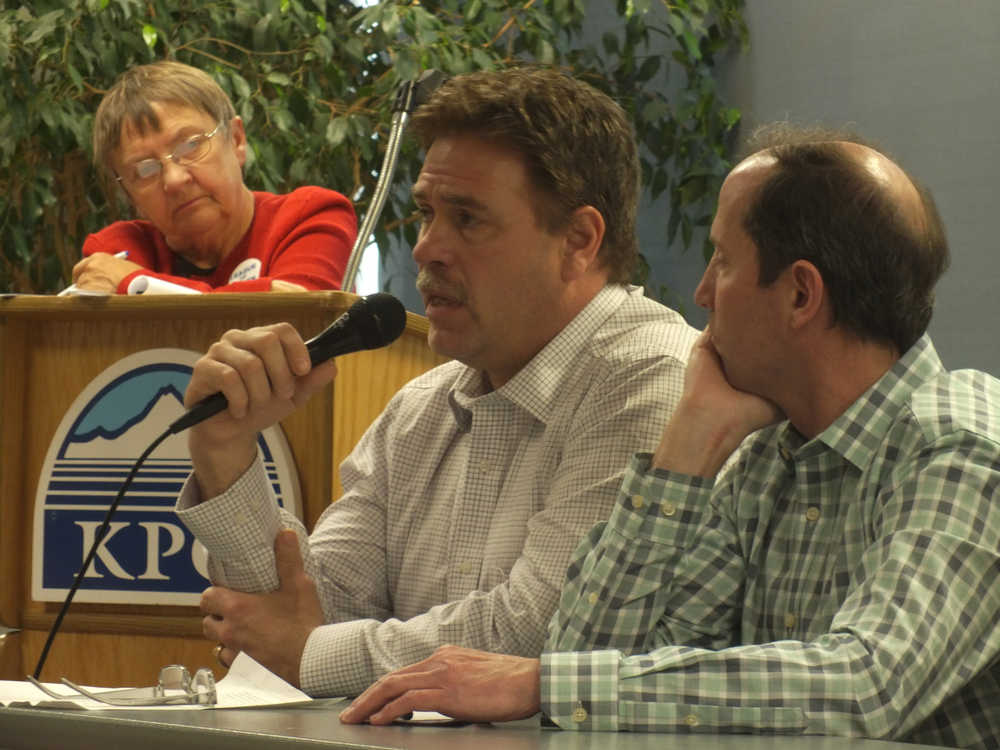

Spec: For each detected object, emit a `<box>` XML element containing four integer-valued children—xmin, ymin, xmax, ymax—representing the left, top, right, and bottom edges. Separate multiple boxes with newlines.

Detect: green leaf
<box><xmin>66</xmin><ymin>64</ymin><xmax>84</xmax><ymax>93</ymax></box>
<box><xmin>667</xmin><ymin>204</ymin><xmax>681</xmax><ymax>245</ymax></box>
<box><xmin>471</xmin><ymin>48</ymin><xmax>494</xmax><ymax>72</ymax></box>
<box><xmin>682</xmin><ymin>30</ymin><xmax>701</xmax><ymax>61</ymax></box>
<box><xmin>344</xmin><ymin>36</ymin><xmax>364</xmax><ymax>63</ymax></box>
<box><xmin>381</xmin><ymin>7</ymin><xmax>400</xmax><ymax>39</ymax></box>
<box><xmin>651</xmin><ymin>168</ymin><xmax>668</xmax><ymax>198</ymax></box>
<box><xmin>325</xmin><ymin>116</ymin><xmax>348</xmax><ymax>147</ymax></box>
<box><xmin>464</xmin><ymin>0</ymin><xmax>482</xmax><ymax>21</ymax></box>
<box><xmin>313</xmin><ymin>33</ymin><xmax>333</xmax><ymax>60</ymax></box>
<box><xmin>535</xmin><ymin>39</ymin><xmax>555</xmax><ymax>65</ymax></box>
<box><xmin>602</xmin><ymin>31</ymin><xmax>619</xmax><ymax>56</ymax></box>
<box><xmin>254</xmin><ymin>14</ymin><xmax>272</xmax><ymax>49</ymax></box>
<box><xmin>641</xmin><ymin>96</ymin><xmax>669</xmax><ymax>123</ymax></box>
<box><xmin>392</xmin><ymin>49</ymin><xmax>418</xmax><ymax>84</ymax></box>
<box><xmin>230</xmin><ymin>72</ymin><xmax>252</xmax><ymax>100</ymax></box>
<box><xmin>637</xmin><ymin>54</ymin><xmax>661</xmax><ymax>82</ymax></box>
<box><xmin>23</xmin><ymin>10</ymin><xmax>64</xmax><ymax>45</ymax></box>
<box><xmin>141</xmin><ymin>23</ymin><xmax>157</xmax><ymax>50</ymax></box>
<box><xmin>0</xmin><ymin>21</ymin><xmax>11</xmax><ymax>67</ymax></box>
<box><xmin>289</xmin><ymin>156</ymin><xmax>310</xmax><ymax>183</ymax></box>
<box><xmin>667</xmin><ymin>12</ymin><xmax>687</xmax><ymax>37</ymax></box>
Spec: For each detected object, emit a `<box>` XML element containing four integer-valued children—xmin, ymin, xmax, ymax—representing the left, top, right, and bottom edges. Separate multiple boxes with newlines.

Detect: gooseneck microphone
<box><xmin>32</xmin><ymin>292</ymin><xmax>407</xmax><ymax>680</ymax></box>
<box><xmin>167</xmin><ymin>292</ymin><xmax>407</xmax><ymax>434</ymax></box>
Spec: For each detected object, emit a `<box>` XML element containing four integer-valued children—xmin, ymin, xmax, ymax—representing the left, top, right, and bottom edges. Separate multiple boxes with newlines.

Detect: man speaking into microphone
<box><xmin>175</xmin><ymin>67</ymin><xmax>699</xmax><ymax>698</ymax></box>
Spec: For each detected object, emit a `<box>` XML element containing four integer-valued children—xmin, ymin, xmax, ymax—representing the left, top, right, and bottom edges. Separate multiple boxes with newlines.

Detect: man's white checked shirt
<box><xmin>177</xmin><ymin>284</ymin><xmax>699</xmax><ymax>696</ymax></box>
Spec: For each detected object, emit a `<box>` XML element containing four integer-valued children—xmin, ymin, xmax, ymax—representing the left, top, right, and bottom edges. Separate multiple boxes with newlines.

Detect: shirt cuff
<box><xmin>540</xmin><ymin>650</ymin><xmax>621</xmax><ymax>731</ymax></box>
<box><xmin>117</xmin><ymin>268</ymin><xmax>145</xmax><ymax>295</ymax></box>
<box><xmin>299</xmin><ymin>619</ymin><xmax>374</xmax><ymax>698</ymax></box>
<box><xmin>608</xmin><ymin>453</ymin><xmax>715</xmax><ymax>547</ymax></box>
<box><xmin>174</xmin><ymin>454</ymin><xmax>282</xmax><ymax>560</ymax></box>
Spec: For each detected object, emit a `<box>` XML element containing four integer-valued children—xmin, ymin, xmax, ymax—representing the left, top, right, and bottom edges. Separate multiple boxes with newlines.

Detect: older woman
<box><xmin>71</xmin><ymin>60</ymin><xmax>356</xmax><ymax>294</ymax></box>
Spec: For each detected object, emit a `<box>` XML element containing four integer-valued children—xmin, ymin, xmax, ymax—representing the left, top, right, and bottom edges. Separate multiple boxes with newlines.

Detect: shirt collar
<box><xmin>446</xmin><ymin>284</ymin><xmax>631</xmax><ymax>426</ymax></box>
<box><xmin>789</xmin><ymin>334</ymin><xmax>945</xmax><ymax>471</ymax></box>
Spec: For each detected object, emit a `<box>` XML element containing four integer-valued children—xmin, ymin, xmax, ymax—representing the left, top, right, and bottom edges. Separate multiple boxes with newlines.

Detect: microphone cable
<box><xmin>32</xmin><ymin>423</ymin><xmax>175</xmax><ymax>679</ymax></box>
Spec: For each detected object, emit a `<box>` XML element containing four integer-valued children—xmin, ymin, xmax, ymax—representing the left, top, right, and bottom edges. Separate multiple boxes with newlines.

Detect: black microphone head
<box><xmin>305</xmin><ymin>293</ymin><xmax>407</xmax><ymax>365</ymax></box>
<box><xmin>353</xmin><ymin>292</ymin><xmax>407</xmax><ymax>349</ymax></box>
<box><xmin>175</xmin><ymin>293</ymin><xmax>408</xmax><ymax>434</ymax></box>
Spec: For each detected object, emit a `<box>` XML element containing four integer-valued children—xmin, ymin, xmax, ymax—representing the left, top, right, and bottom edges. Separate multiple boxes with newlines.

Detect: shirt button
<box><xmin>631</xmin><ymin>494</ymin><xmax>644</xmax><ymax>510</ymax></box>
<box><xmin>661</xmin><ymin>501</ymin><xmax>676</xmax><ymax>517</ymax></box>
<box><xmin>458</xmin><ymin>561</ymin><xmax>476</xmax><ymax>574</ymax></box>
<box><xmin>572</xmin><ymin>705</ymin><xmax>588</xmax><ymax>723</ymax></box>
<box><xmin>785</xmin><ymin>613</ymin><xmax>797</xmax><ymax>629</ymax></box>
<box><xmin>805</xmin><ymin>506</ymin><xmax>820</xmax><ymax>522</ymax></box>
<box><xmin>685</xmin><ymin>713</ymin><xmax>700</xmax><ymax>727</ymax></box>
<box><xmin>588</xmin><ymin>592</ymin><xmax>599</xmax><ymax>606</ymax></box>
<box><xmin>779</xmin><ymin>445</ymin><xmax>792</xmax><ymax>462</ymax></box>
<box><xmin>479</xmin><ymin>460</ymin><xmax>493</xmax><ymax>474</ymax></box>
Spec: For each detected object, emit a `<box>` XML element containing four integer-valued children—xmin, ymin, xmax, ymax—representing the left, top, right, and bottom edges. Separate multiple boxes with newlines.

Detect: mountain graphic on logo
<box><xmin>63</xmin><ymin>382</ymin><xmax>191</xmax><ymax>460</ymax></box>
<box><xmin>60</xmin><ymin>365</ymin><xmax>191</xmax><ymax>459</ymax></box>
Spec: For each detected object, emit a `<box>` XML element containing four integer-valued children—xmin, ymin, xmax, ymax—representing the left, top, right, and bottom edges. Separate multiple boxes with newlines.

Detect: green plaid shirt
<box><xmin>542</xmin><ymin>335</ymin><xmax>1000</xmax><ymax>748</ymax></box>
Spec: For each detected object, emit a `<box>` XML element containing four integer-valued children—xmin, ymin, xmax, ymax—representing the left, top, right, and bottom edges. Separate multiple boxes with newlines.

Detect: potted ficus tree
<box><xmin>0</xmin><ymin>0</ymin><xmax>745</xmax><ymax>294</ymax></box>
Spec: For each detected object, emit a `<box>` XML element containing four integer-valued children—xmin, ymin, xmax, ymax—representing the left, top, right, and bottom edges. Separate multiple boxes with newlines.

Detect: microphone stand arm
<box><xmin>340</xmin><ymin>70</ymin><xmax>446</xmax><ymax>292</ymax></box>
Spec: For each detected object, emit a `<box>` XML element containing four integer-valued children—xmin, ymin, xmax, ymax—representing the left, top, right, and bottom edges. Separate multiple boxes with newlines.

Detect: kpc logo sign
<box><xmin>31</xmin><ymin>348</ymin><xmax>302</xmax><ymax>606</ymax></box>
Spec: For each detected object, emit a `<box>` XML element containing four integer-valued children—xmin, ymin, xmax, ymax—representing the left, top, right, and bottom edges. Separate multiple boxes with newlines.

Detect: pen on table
<box><xmin>57</xmin><ymin>251</ymin><xmax>130</xmax><ymax>296</ymax></box>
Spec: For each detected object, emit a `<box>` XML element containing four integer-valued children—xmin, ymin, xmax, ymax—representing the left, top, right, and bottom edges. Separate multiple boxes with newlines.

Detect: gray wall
<box><xmin>664</xmin><ymin>0</ymin><xmax>999</xmax><ymax>374</ymax></box>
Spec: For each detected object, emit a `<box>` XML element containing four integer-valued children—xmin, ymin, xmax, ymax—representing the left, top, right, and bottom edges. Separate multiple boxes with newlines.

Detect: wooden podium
<box><xmin>0</xmin><ymin>292</ymin><xmax>445</xmax><ymax>686</ymax></box>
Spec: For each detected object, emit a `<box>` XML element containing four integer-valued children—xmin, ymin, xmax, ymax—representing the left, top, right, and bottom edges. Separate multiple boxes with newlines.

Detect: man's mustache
<box><xmin>416</xmin><ymin>269</ymin><xmax>468</xmax><ymax>304</ymax></box>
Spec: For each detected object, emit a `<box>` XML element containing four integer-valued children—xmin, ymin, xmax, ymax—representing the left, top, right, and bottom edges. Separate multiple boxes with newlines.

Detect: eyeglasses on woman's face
<box><xmin>116</xmin><ymin>122</ymin><xmax>223</xmax><ymax>193</ymax></box>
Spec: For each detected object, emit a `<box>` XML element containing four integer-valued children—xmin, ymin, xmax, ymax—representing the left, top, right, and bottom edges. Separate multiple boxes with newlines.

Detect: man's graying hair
<box><xmin>739</xmin><ymin>123</ymin><xmax>949</xmax><ymax>353</ymax></box>
<box><xmin>410</xmin><ymin>67</ymin><xmax>639</xmax><ymax>284</ymax></box>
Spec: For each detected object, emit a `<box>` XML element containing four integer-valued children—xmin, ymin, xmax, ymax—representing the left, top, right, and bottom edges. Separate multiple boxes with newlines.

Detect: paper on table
<box><xmin>127</xmin><ymin>276</ymin><xmax>202</xmax><ymax>295</ymax></box>
<box><xmin>216</xmin><ymin>651</ymin><xmax>317</xmax><ymax>708</ymax></box>
<box><xmin>0</xmin><ymin>652</ymin><xmax>321</xmax><ymax>711</ymax></box>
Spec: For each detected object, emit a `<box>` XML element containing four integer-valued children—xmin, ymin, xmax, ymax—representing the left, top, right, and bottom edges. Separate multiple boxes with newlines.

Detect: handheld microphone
<box><xmin>32</xmin><ymin>293</ymin><xmax>406</xmax><ymax>680</ymax></box>
<box><xmin>32</xmin><ymin>293</ymin><xmax>404</xmax><ymax>679</ymax></box>
<box><xmin>168</xmin><ymin>292</ymin><xmax>407</xmax><ymax>434</ymax></box>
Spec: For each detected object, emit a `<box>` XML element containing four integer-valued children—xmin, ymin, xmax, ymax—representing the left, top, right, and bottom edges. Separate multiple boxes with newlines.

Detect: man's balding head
<box><xmin>734</xmin><ymin>124</ymin><xmax>949</xmax><ymax>354</ymax></box>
